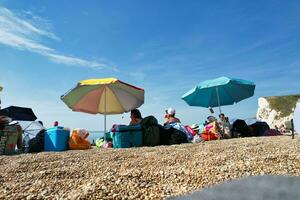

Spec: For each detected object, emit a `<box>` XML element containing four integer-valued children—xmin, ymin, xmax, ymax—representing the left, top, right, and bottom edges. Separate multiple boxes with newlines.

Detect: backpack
<box><xmin>159</xmin><ymin>125</ymin><xmax>188</xmax><ymax>145</ymax></box>
<box><xmin>168</xmin><ymin>128</ymin><xmax>188</xmax><ymax>145</ymax></box>
<box><xmin>140</xmin><ymin>116</ymin><xmax>160</xmax><ymax>146</ymax></box>
<box><xmin>250</xmin><ymin>122</ymin><xmax>270</xmax><ymax>136</ymax></box>
<box><xmin>28</xmin><ymin>129</ymin><xmax>45</xmax><ymax>153</ymax></box>
<box><xmin>231</xmin><ymin>119</ymin><xmax>249</xmax><ymax>137</ymax></box>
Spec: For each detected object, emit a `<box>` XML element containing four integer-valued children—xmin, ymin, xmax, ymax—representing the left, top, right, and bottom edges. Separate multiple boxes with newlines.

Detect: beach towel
<box><xmin>164</xmin><ymin>122</ymin><xmax>193</xmax><ymax>141</ymax></box>
<box><xmin>185</xmin><ymin>125</ymin><xmax>196</xmax><ymax>136</ymax></box>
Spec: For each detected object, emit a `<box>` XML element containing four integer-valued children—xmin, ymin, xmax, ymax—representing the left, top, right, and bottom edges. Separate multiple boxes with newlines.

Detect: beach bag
<box><xmin>159</xmin><ymin>126</ymin><xmax>188</xmax><ymax>145</ymax></box>
<box><xmin>140</xmin><ymin>116</ymin><xmax>160</xmax><ymax>146</ymax></box>
<box><xmin>28</xmin><ymin>129</ymin><xmax>45</xmax><ymax>153</ymax></box>
<box><xmin>250</xmin><ymin>122</ymin><xmax>270</xmax><ymax>136</ymax></box>
<box><xmin>201</xmin><ymin>121</ymin><xmax>221</xmax><ymax>141</ymax></box>
<box><xmin>167</xmin><ymin>128</ymin><xmax>188</xmax><ymax>145</ymax></box>
<box><xmin>68</xmin><ymin>130</ymin><xmax>91</xmax><ymax>150</ymax></box>
<box><xmin>159</xmin><ymin>125</ymin><xmax>170</xmax><ymax>145</ymax></box>
<box><xmin>231</xmin><ymin>119</ymin><xmax>249</xmax><ymax>137</ymax></box>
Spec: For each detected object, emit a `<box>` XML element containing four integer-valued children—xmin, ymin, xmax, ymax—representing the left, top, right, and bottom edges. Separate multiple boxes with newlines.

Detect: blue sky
<box><xmin>0</xmin><ymin>0</ymin><xmax>300</xmax><ymax>131</ymax></box>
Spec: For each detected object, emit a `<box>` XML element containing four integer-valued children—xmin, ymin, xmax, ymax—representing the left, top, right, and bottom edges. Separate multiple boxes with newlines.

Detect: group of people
<box><xmin>128</xmin><ymin>107</ymin><xmax>232</xmax><ymax>142</ymax></box>
<box><xmin>129</xmin><ymin>107</ymin><xmax>181</xmax><ymax>126</ymax></box>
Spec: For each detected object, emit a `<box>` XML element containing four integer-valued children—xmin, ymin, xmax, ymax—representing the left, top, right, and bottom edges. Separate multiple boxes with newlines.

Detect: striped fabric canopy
<box><xmin>61</xmin><ymin>78</ymin><xmax>144</xmax><ymax>132</ymax></box>
<box><xmin>61</xmin><ymin>78</ymin><xmax>144</xmax><ymax>115</ymax></box>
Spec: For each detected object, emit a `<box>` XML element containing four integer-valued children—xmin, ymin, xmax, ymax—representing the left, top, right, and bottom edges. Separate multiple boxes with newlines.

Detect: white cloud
<box><xmin>0</xmin><ymin>7</ymin><xmax>116</xmax><ymax>71</ymax></box>
<box><xmin>128</xmin><ymin>71</ymin><xmax>146</xmax><ymax>82</ymax></box>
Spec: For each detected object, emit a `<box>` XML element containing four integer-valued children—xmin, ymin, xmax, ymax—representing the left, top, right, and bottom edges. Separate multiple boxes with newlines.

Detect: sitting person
<box><xmin>190</xmin><ymin>123</ymin><xmax>203</xmax><ymax>143</ymax></box>
<box><xmin>219</xmin><ymin>113</ymin><xmax>226</xmax><ymax>123</ymax></box>
<box><xmin>129</xmin><ymin>109</ymin><xmax>143</xmax><ymax>125</ymax></box>
<box><xmin>28</xmin><ymin>121</ymin><xmax>46</xmax><ymax>153</ymax></box>
<box><xmin>164</xmin><ymin>107</ymin><xmax>180</xmax><ymax>126</ymax></box>
<box><xmin>163</xmin><ymin>108</ymin><xmax>193</xmax><ymax>141</ymax></box>
<box><xmin>190</xmin><ymin>123</ymin><xmax>200</xmax><ymax>135</ymax></box>
<box><xmin>280</xmin><ymin>124</ymin><xmax>286</xmax><ymax>134</ymax></box>
<box><xmin>207</xmin><ymin>115</ymin><xmax>217</xmax><ymax>123</ymax></box>
<box><xmin>218</xmin><ymin>113</ymin><xmax>231</xmax><ymax>138</ymax></box>
<box><xmin>0</xmin><ymin>115</ymin><xmax>9</xmax><ymax>128</ymax></box>
<box><xmin>0</xmin><ymin>115</ymin><xmax>23</xmax><ymax>152</ymax></box>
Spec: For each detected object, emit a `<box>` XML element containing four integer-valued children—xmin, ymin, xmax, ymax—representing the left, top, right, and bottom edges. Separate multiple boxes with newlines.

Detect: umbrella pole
<box><xmin>104</xmin><ymin>87</ymin><xmax>107</xmax><ymax>133</ymax></box>
<box><xmin>216</xmin><ymin>87</ymin><xmax>222</xmax><ymax>114</ymax></box>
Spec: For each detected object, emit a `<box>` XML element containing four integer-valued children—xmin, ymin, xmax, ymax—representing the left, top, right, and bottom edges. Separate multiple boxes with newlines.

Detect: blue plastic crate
<box><xmin>112</xmin><ymin>125</ymin><xmax>143</xmax><ymax>148</ymax></box>
<box><xmin>44</xmin><ymin>126</ymin><xmax>70</xmax><ymax>151</ymax></box>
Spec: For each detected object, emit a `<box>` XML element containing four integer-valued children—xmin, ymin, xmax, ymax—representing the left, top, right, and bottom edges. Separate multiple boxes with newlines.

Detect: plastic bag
<box><xmin>201</xmin><ymin>121</ymin><xmax>221</xmax><ymax>141</ymax></box>
<box><xmin>68</xmin><ymin>129</ymin><xmax>91</xmax><ymax>150</ymax></box>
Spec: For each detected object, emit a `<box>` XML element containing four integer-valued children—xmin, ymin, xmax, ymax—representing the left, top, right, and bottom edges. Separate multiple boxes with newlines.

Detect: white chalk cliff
<box><xmin>256</xmin><ymin>95</ymin><xmax>300</xmax><ymax>128</ymax></box>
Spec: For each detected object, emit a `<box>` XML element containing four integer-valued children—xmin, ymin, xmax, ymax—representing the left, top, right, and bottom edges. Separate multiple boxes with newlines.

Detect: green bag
<box><xmin>0</xmin><ymin>125</ymin><xmax>18</xmax><ymax>155</ymax></box>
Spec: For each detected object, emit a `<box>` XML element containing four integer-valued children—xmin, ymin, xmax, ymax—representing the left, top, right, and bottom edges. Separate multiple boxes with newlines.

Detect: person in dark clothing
<box><xmin>28</xmin><ymin>120</ymin><xmax>46</xmax><ymax>153</ymax></box>
<box><xmin>129</xmin><ymin>109</ymin><xmax>143</xmax><ymax>125</ymax></box>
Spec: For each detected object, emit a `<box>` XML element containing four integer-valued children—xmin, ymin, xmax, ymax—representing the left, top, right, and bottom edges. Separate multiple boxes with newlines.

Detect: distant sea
<box><xmin>87</xmin><ymin>131</ymin><xmax>105</xmax><ymax>143</ymax></box>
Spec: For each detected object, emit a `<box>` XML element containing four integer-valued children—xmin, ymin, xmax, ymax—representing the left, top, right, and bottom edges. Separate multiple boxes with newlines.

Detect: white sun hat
<box><xmin>191</xmin><ymin>123</ymin><xmax>200</xmax><ymax>130</ymax></box>
<box><xmin>167</xmin><ymin>107</ymin><xmax>176</xmax><ymax>115</ymax></box>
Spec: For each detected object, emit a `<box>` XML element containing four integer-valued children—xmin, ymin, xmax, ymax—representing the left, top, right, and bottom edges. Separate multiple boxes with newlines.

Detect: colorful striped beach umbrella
<box><xmin>61</xmin><ymin>78</ymin><xmax>144</xmax><ymax>132</ymax></box>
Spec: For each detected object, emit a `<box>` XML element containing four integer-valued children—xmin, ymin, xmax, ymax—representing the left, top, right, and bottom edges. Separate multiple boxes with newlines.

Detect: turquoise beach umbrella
<box><xmin>182</xmin><ymin>77</ymin><xmax>255</xmax><ymax>113</ymax></box>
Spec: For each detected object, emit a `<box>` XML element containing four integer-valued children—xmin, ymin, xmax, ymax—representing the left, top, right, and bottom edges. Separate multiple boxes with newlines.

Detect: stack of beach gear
<box><xmin>0</xmin><ymin>125</ymin><xmax>19</xmax><ymax>155</ymax></box>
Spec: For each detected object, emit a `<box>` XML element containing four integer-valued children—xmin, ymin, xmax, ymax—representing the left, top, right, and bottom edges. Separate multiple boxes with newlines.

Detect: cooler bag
<box><xmin>112</xmin><ymin>125</ymin><xmax>143</xmax><ymax>148</ymax></box>
<box><xmin>0</xmin><ymin>125</ymin><xmax>18</xmax><ymax>155</ymax></box>
<box><xmin>44</xmin><ymin>126</ymin><xmax>70</xmax><ymax>151</ymax></box>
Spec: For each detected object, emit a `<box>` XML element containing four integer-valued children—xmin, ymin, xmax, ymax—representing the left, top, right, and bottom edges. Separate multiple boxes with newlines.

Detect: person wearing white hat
<box><xmin>164</xmin><ymin>107</ymin><xmax>181</xmax><ymax>126</ymax></box>
<box><xmin>191</xmin><ymin>123</ymin><xmax>200</xmax><ymax>135</ymax></box>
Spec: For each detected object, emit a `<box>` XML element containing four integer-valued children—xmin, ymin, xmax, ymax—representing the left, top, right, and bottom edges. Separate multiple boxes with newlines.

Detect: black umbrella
<box><xmin>0</xmin><ymin>106</ymin><xmax>37</xmax><ymax>121</ymax></box>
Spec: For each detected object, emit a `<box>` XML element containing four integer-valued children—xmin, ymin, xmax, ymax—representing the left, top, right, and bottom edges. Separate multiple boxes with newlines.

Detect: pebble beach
<box><xmin>0</xmin><ymin>136</ymin><xmax>299</xmax><ymax>200</ymax></box>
